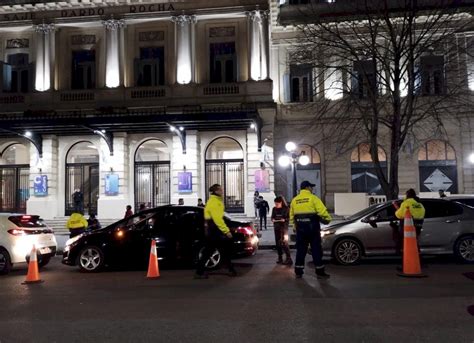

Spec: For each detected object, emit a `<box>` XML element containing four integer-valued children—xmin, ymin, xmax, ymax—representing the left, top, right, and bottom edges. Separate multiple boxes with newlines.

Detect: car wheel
<box><xmin>198</xmin><ymin>247</ymin><xmax>222</xmax><ymax>270</ymax></box>
<box><xmin>77</xmin><ymin>246</ymin><xmax>105</xmax><ymax>272</ymax></box>
<box><xmin>333</xmin><ymin>238</ymin><xmax>363</xmax><ymax>265</ymax></box>
<box><xmin>0</xmin><ymin>248</ymin><xmax>12</xmax><ymax>275</ymax></box>
<box><xmin>38</xmin><ymin>256</ymin><xmax>51</xmax><ymax>268</ymax></box>
<box><xmin>454</xmin><ymin>235</ymin><xmax>474</xmax><ymax>264</ymax></box>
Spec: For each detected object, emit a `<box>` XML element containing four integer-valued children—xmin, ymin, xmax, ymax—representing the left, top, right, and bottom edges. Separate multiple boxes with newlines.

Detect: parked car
<box><xmin>0</xmin><ymin>214</ymin><xmax>57</xmax><ymax>274</ymax></box>
<box><xmin>320</xmin><ymin>199</ymin><xmax>474</xmax><ymax>265</ymax></box>
<box><xmin>62</xmin><ymin>205</ymin><xmax>258</xmax><ymax>272</ymax></box>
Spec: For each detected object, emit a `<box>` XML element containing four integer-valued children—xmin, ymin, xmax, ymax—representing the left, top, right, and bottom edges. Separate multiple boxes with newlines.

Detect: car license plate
<box><xmin>39</xmin><ymin>247</ymin><xmax>51</xmax><ymax>254</ymax></box>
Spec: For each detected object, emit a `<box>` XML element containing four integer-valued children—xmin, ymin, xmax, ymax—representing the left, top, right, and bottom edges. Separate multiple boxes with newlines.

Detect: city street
<box><xmin>0</xmin><ymin>251</ymin><xmax>473</xmax><ymax>343</ymax></box>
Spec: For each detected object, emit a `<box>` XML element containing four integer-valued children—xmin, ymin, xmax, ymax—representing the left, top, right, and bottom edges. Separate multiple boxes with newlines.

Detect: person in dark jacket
<box><xmin>271</xmin><ymin>196</ymin><xmax>293</xmax><ymax>266</ymax></box>
<box><xmin>124</xmin><ymin>205</ymin><xmax>133</xmax><ymax>218</ymax></box>
<box><xmin>87</xmin><ymin>213</ymin><xmax>101</xmax><ymax>231</ymax></box>
<box><xmin>257</xmin><ymin>196</ymin><xmax>270</xmax><ymax>230</ymax></box>
<box><xmin>72</xmin><ymin>189</ymin><xmax>84</xmax><ymax>213</ymax></box>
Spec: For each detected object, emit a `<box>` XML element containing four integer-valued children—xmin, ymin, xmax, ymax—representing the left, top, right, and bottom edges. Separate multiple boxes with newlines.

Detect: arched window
<box><xmin>351</xmin><ymin>143</ymin><xmax>387</xmax><ymax>195</ymax></box>
<box><xmin>205</xmin><ymin>137</ymin><xmax>244</xmax><ymax>213</ymax></box>
<box><xmin>134</xmin><ymin>139</ymin><xmax>170</xmax><ymax>210</ymax></box>
<box><xmin>65</xmin><ymin>141</ymin><xmax>99</xmax><ymax>215</ymax></box>
<box><xmin>418</xmin><ymin>140</ymin><xmax>457</xmax><ymax>193</ymax></box>
<box><xmin>0</xmin><ymin>143</ymin><xmax>30</xmax><ymax>213</ymax></box>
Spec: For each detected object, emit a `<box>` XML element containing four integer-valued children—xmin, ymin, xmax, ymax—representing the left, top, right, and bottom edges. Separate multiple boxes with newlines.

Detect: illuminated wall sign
<box><xmin>34</xmin><ymin>175</ymin><xmax>48</xmax><ymax>197</ymax></box>
<box><xmin>178</xmin><ymin>172</ymin><xmax>192</xmax><ymax>193</ymax></box>
<box><xmin>1</xmin><ymin>4</ymin><xmax>176</xmax><ymax>21</ymax></box>
<box><xmin>105</xmin><ymin>174</ymin><xmax>119</xmax><ymax>196</ymax></box>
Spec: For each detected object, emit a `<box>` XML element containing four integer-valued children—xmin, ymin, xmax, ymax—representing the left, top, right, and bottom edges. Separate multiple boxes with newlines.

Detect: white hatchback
<box><xmin>0</xmin><ymin>214</ymin><xmax>57</xmax><ymax>274</ymax></box>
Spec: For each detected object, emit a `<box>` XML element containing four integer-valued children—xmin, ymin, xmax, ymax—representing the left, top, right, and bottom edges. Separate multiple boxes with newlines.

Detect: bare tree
<box><xmin>285</xmin><ymin>0</ymin><xmax>474</xmax><ymax>199</ymax></box>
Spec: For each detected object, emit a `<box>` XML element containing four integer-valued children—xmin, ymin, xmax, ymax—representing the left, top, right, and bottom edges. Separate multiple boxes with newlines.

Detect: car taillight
<box><xmin>236</xmin><ymin>226</ymin><xmax>253</xmax><ymax>236</ymax></box>
<box><xmin>8</xmin><ymin>229</ymin><xmax>27</xmax><ymax>236</ymax></box>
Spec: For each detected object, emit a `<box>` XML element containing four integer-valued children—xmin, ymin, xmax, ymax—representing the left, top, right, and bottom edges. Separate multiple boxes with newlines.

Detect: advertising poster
<box><xmin>255</xmin><ymin>169</ymin><xmax>270</xmax><ymax>192</ymax></box>
<box><xmin>178</xmin><ymin>171</ymin><xmax>192</xmax><ymax>193</ymax></box>
<box><xmin>105</xmin><ymin>174</ymin><xmax>119</xmax><ymax>196</ymax></box>
<box><xmin>34</xmin><ymin>175</ymin><xmax>48</xmax><ymax>196</ymax></box>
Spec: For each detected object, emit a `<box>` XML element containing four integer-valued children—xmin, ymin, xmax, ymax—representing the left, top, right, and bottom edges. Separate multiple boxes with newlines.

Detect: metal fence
<box><xmin>205</xmin><ymin>159</ymin><xmax>244</xmax><ymax>213</ymax></box>
<box><xmin>65</xmin><ymin>163</ymin><xmax>99</xmax><ymax>215</ymax></box>
<box><xmin>134</xmin><ymin>162</ymin><xmax>170</xmax><ymax>211</ymax></box>
<box><xmin>0</xmin><ymin>165</ymin><xmax>29</xmax><ymax>213</ymax></box>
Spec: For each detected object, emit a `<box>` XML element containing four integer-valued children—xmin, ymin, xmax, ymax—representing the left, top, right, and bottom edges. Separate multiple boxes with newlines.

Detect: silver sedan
<box><xmin>321</xmin><ymin>199</ymin><xmax>474</xmax><ymax>265</ymax></box>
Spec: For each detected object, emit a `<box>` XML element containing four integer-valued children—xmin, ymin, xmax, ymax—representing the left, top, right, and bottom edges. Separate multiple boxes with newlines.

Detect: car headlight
<box><xmin>65</xmin><ymin>234</ymin><xmax>83</xmax><ymax>247</ymax></box>
<box><xmin>320</xmin><ymin>230</ymin><xmax>336</xmax><ymax>238</ymax></box>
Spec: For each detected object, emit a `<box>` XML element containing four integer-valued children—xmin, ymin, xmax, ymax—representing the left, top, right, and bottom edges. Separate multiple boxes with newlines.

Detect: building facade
<box><xmin>271</xmin><ymin>0</ymin><xmax>474</xmax><ymax>209</ymax></box>
<box><xmin>0</xmin><ymin>0</ymin><xmax>276</xmax><ymax>219</ymax></box>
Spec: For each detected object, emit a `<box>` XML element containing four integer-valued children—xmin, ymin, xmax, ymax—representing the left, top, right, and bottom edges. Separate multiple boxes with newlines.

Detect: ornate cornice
<box><xmin>34</xmin><ymin>23</ymin><xmax>55</xmax><ymax>34</ymax></box>
<box><xmin>102</xmin><ymin>17</ymin><xmax>125</xmax><ymax>31</ymax></box>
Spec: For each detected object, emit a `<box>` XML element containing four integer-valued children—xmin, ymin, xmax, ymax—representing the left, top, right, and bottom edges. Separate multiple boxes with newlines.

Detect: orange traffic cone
<box><xmin>146</xmin><ymin>240</ymin><xmax>160</xmax><ymax>279</ymax></box>
<box><xmin>22</xmin><ymin>245</ymin><xmax>43</xmax><ymax>284</ymax></box>
<box><xmin>397</xmin><ymin>209</ymin><xmax>427</xmax><ymax>278</ymax></box>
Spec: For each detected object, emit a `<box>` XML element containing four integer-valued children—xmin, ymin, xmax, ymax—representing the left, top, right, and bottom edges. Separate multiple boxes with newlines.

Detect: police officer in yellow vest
<box><xmin>66</xmin><ymin>212</ymin><xmax>88</xmax><ymax>238</ymax></box>
<box><xmin>195</xmin><ymin>184</ymin><xmax>236</xmax><ymax>279</ymax></box>
<box><xmin>393</xmin><ymin>188</ymin><xmax>425</xmax><ymax>254</ymax></box>
<box><xmin>290</xmin><ymin>181</ymin><xmax>332</xmax><ymax>279</ymax></box>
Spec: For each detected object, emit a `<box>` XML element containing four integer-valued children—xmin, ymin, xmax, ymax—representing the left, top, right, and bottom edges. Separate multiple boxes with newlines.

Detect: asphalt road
<box><xmin>0</xmin><ymin>251</ymin><xmax>473</xmax><ymax>343</ymax></box>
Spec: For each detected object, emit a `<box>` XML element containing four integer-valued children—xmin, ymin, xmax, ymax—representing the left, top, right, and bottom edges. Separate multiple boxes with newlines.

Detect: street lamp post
<box><xmin>278</xmin><ymin>141</ymin><xmax>310</xmax><ymax>198</ymax></box>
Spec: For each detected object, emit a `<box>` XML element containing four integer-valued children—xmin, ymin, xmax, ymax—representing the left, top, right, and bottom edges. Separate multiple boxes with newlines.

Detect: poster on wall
<box><xmin>255</xmin><ymin>169</ymin><xmax>270</xmax><ymax>192</ymax></box>
<box><xmin>34</xmin><ymin>175</ymin><xmax>48</xmax><ymax>196</ymax></box>
<box><xmin>178</xmin><ymin>171</ymin><xmax>193</xmax><ymax>193</ymax></box>
<box><xmin>105</xmin><ymin>174</ymin><xmax>119</xmax><ymax>196</ymax></box>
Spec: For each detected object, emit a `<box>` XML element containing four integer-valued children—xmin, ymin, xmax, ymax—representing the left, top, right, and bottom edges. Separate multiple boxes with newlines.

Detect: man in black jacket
<box><xmin>257</xmin><ymin>196</ymin><xmax>270</xmax><ymax>230</ymax></box>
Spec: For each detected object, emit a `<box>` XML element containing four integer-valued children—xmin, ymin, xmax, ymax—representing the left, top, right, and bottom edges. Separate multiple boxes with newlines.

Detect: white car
<box><xmin>0</xmin><ymin>214</ymin><xmax>57</xmax><ymax>274</ymax></box>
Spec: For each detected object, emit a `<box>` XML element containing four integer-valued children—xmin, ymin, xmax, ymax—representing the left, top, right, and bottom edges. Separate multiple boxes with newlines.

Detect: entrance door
<box><xmin>134</xmin><ymin>140</ymin><xmax>171</xmax><ymax>211</ymax></box>
<box><xmin>0</xmin><ymin>143</ymin><xmax>30</xmax><ymax>213</ymax></box>
<box><xmin>65</xmin><ymin>142</ymin><xmax>99</xmax><ymax>215</ymax></box>
<box><xmin>205</xmin><ymin>138</ymin><xmax>244</xmax><ymax>213</ymax></box>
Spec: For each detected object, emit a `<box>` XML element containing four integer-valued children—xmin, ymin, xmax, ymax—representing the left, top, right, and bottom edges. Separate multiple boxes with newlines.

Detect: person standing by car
<box><xmin>257</xmin><ymin>196</ymin><xmax>270</xmax><ymax>230</ymax></box>
<box><xmin>290</xmin><ymin>181</ymin><xmax>332</xmax><ymax>279</ymax></box>
<box><xmin>439</xmin><ymin>189</ymin><xmax>447</xmax><ymax>198</ymax></box>
<box><xmin>124</xmin><ymin>205</ymin><xmax>133</xmax><ymax>218</ymax></box>
<box><xmin>87</xmin><ymin>213</ymin><xmax>101</xmax><ymax>231</ymax></box>
<box><xmin>66</xmin><ymin>212</ymin><xmax>88</xmax><ymax>238</ymax></box>
<box><xmin>271</xmin><ymin>196</ymin><xmax>293</xmax><ymax>266</ymax></box>
<box><xmin>195</xmin><ymin>184</ymin><xmax>237</xmax><ymax>279</ymax></box>
<box><xmin>393</xmin><ymin>188</ymin><xmax>425</xmax><ymax>254</ymax></box>
<box><xmin>197</xmin><ymin>198</ymin><xmax>205</xmax><ymax>208</ymax></box>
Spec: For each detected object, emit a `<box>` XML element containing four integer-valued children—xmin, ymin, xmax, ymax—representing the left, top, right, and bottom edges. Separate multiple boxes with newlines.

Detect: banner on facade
<box><xmin>255</xmin><ymin>169</ymin><xmax>270</xmax><ymax>192</ymax></box>
<box><xmin>34</xmin><ymin>175</ymin><xmax>48</xmax><ymax>196</ymax></box>
<box><xmin>105</xmin><ymin>174</ymin><xmax>119</xmax><ymax>196</ymax></box>
<box><xmin>178</xmin><ymin>171</ymin><xmax>193</xmax><ymax>193</ymax></box>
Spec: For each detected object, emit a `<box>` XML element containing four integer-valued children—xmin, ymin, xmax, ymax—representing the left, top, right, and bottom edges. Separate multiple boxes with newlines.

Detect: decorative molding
<box><xmin>171</xmin><ymin>14</ymin><xmax>197</xmax><ymax>27</ymax></box>
<box><xmin>102</xmin><ymin>17</ymin><xmax>125</xmax><ymax>31</ymax></box>
<box><xmin>246</xmin><ymin>10</ymin><xmax>269</xmax><ymax>23</ymax></box>
<box><xmin>209</xmin><ymin>26</ymin><xmax>235</xmax><ymax>38</ymax></box>
<box><xmin>71</xmin><ymin>34</ymin><xmax>96</xmax><ymax>45</ymax></box>
<box><xmin>34</xmin><ymin>23</ymin><xmax>55</xmax><ymax>34</ymax></box>
<box><xmin>6</xmin><ymin>38</ymin><xmax>29</xmax><ymax>49</ymax></box>
<box><xmin>138</xmin><ymin>31</ymin><xmax>164</xmax><ymax>42</ymax></box>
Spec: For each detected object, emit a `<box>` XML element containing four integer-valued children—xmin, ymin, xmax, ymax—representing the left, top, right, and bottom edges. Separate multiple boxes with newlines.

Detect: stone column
<box><xmin>34</xmin><ymin>23</ymin><xmax>55</xmax><ymax>91</ymax></box>
<box><xmin>102</xmin><ymin>17</ymin><xmax>125</xmax><ymax>88</ymax></box>
<box><xmin>171</xmin><ymin>15</ymin><xmax>197</xmax><ymax>84</ymax></box>
<box><xmin>247</xmin><ymin>9</ymin><xmax>270</xmax><ymax>81</ymax></box>
<box><xmin>27</xmin><ymin>136</ymin><xmax>59</xmax><ymax>219</ymax></box>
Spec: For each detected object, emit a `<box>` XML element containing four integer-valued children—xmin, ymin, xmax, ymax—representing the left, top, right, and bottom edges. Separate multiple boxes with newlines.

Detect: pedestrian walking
<box><xmin>124</xmin><ymin>205</ymin><xmax>133</xmax><ymax>218</ymax></box>
<box><xmin>195</xmin><ymin>184</ymin><xmax>237</xmax><ymax>279</ymax></box>
<box><xmin>197</xmin><ymin>198</ymin><xmax>205</xmax><ymax>207</ymax></box>
<box><xmin>290</xmin><ymin>180</ymin><xmax>332</xmax><ymax>279</ymax></box>
<box><xmin>253</xmin><ymin>191</ymin><xmax>260</xmax><ymax>218</ymax></box>
<box><xmin>66</xmin><ymin>211</ymin><xmax>88</xmax><ymax>238</ymax></box>
<box><xmin>72</xmin><ymin>188</ymin><xmax>84</xmax><ymax>213</ymax></box>
<box><xmin>87</xmin><ymin>213</ymin><xmax>101</xmax><ymax>231</ymax></box>
<box><xmin>257</xmin><ymin>196</ymin><xmax>270</xmax><ymax>230</ymax></box>
<box><xmin>271</xmin><ymin>196</ymin><xmax>293</xmax><ymax>266</ymax></box>
<box><xmin>392</xmin><ymin>188</ymin><xmax>425</xmax><ymax>255</ymax></box>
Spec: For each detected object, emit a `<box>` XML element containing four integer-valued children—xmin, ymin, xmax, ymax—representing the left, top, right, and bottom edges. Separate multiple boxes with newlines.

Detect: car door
<box><xmin>418</xmin><ymin>199</ymin><xmax>463</xmax><ymax>251</ymax></box>
<box><xmin>173</xmin><ymin>208</ymin><xmax>205</xmax><ymax>264</ymax></box>
<box><xmin>361</xmin><ymin>204</ymin><xmax>398</xmax><ymax>255</ymax></box>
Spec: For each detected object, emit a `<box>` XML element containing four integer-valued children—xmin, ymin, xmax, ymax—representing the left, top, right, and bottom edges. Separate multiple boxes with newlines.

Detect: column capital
<box><xmin>246</xmin><ymin>10</ymin><xmax>269</xmax><ymax>23</ymax></box>
<box><xmin>34</xmin><ymin>23</ymin><xmax>55</xmax><ymax>34</ymax></box>
<box><xmin>102</xmin><ymin>17</ymin><xmax>126</xmax><ymax>31</ymax></box>
<box><xmin>171</xmin><ymin>14</ymin><xmax>197</xmax><ymax>27</ymax></box>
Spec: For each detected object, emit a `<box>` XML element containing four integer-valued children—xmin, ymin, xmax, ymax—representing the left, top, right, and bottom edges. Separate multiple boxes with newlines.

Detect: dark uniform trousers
<box><xmin>294</xmin><ymin>215</ymin><xmax>323</xmax><ymax>275</ymax></box>
<box><xmin>196</xmin><ymin>220</ymin><xmax>234</xmax><ymax>275</ymax></box>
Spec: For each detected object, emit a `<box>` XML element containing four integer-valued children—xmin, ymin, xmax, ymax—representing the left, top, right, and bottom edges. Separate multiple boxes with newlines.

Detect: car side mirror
<box><xmin>362</xmin><ymin>215</ymin><xmax>378</xmax><ymax>228</ymax></box>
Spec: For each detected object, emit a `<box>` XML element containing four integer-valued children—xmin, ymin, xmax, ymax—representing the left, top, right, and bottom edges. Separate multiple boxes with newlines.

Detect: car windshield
<box><xmin>8</xmin><ymin>215</ymin><xmax>47</xmax><ymax>228</ymax></box>
<box><xmin>346</xmin><ymin>203</ymin><xmax>388</xmax><ymax>221</ymax></box>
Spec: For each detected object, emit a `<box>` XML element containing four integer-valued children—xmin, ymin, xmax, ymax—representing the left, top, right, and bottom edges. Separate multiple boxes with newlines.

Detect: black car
<box><xmin>62</xmin><ymin>205</ymin><xmax>258</xmax><ymax>272</ymax></box>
